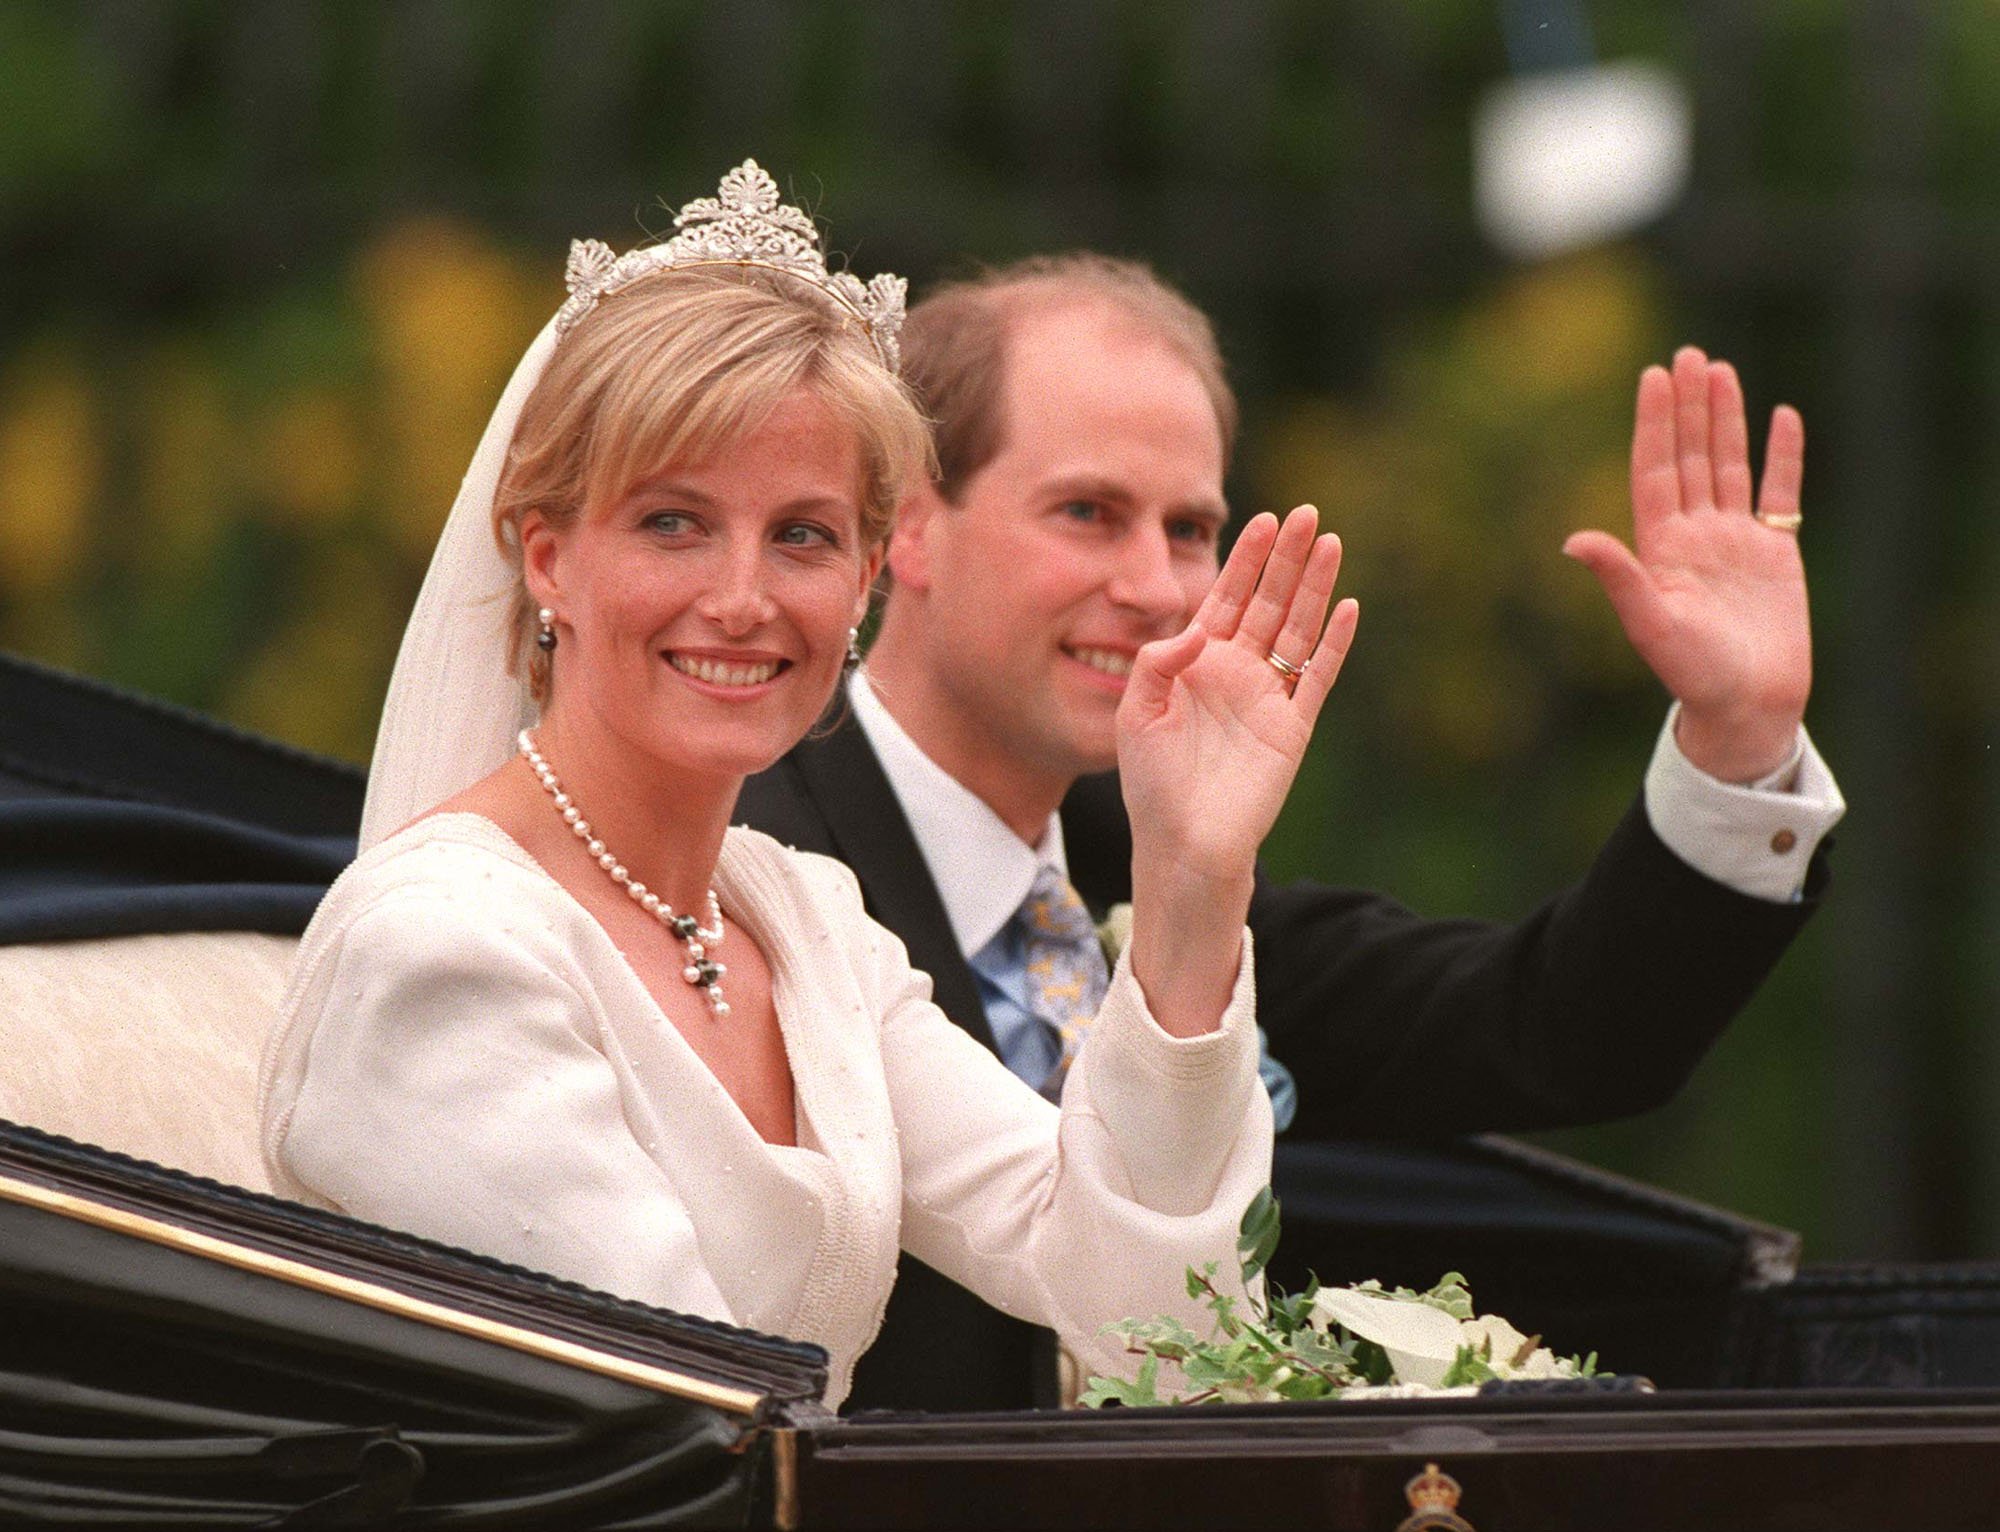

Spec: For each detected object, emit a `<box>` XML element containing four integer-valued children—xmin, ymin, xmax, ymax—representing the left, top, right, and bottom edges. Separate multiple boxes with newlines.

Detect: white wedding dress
<box><xmin>260</xmin><ymin>812</ymin><xmax>1271</xmax><ymax>1406</ymax></box>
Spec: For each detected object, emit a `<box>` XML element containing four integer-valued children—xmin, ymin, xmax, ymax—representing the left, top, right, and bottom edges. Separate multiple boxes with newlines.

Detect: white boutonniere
<box><xmin>1097</xmin><ymin>902</ymin><xmax>1133</xmax><ymax>969</ymax></box>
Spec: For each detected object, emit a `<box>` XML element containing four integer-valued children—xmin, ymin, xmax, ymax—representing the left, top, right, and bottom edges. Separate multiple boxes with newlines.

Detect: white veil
<box><xmin>357</xmin><ymin>316</ymin><xmax>560</xmax><ymax>850</ymax></box>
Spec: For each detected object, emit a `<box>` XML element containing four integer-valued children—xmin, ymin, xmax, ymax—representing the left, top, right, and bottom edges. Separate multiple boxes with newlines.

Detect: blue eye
<box><xmin>1058</xmin><ymin>500</ymin><xmax>1101</xmax><ymax>522</ymax></box>
<box><xmin>1168</xmin><ymin>517</ymin><xmax>1219</xmax><ymax>546</ymax></box>
<box><xmin>777</xmin><ymin>522</ymin><xmax>837</xmax><ymax>548</ymax></box>
<box><xmin>643</xmin><ymin>511</ymin><xmax>696</xmax><ymax>536</ymax></box>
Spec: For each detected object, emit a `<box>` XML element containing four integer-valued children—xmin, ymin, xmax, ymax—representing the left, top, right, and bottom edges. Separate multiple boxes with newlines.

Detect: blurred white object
<box><xmin>1474</xmin><ymin>60</ymin><xmax>1692</xmax><ymax>259</ymax></box>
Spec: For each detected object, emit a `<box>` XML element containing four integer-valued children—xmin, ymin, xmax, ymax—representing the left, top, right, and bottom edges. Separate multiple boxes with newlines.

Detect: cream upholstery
<box><xmin>0</xmin><ymin>932</ymin><xmax>289</xmax><ymax>1193</ymax></box>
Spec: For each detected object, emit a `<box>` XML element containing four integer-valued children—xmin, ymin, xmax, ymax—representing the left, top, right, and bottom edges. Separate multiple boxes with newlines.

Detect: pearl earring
<box><xmin>846</xmin><ymin>626</ymin><xmax>862</xmax><ymax>667</ymax></box>
<box><xmin>536</xmin><ymin>607</ymin><xmax>557</xmax><ymax>652</ymax></box>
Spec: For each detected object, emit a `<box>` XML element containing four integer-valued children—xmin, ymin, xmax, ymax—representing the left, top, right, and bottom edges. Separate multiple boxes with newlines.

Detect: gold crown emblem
<box><xmin>1394</xmin><ymin>1461</ymin><xmax>1476</xmax><ymax>1532</ymax></box>
<box><xmin>552</xmin><ymin>159</ymin><xmax>906</xmax><ymax>371</ymax></box>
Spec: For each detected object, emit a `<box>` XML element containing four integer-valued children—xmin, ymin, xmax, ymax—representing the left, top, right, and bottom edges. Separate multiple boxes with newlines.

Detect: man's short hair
<box><xmin>901</xmin><ymin>253</ymin><xmax>1238</xmax><ymax>502</ymax></box>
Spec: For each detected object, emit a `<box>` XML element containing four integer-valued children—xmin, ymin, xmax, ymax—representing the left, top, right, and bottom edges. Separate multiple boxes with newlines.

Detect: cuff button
<box><xmin>1770</xmin><ymin>829</ymin><xmax>1798</xmax><ymax>854</ymax></box>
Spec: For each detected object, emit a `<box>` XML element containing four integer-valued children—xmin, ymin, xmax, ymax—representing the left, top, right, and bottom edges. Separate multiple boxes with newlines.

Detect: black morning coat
<box><xmin>732</xmin><ymin>696</ymin><xmax>1829</xmax><ymax>1413</ymax></box>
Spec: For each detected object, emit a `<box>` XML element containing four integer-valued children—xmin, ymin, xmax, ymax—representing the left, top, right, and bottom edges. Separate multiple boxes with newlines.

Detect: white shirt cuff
<box><xmin>1642</xmin><ymin>703</ymin><xmax>1846</xmax><ymax>903</ymax></box>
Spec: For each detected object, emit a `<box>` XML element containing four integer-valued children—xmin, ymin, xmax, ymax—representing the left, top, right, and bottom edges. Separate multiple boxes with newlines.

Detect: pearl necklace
<box><xmin>517</xmin><ymin>729</ymin><xmax>730</xmax><ymax>1017</ymax></box>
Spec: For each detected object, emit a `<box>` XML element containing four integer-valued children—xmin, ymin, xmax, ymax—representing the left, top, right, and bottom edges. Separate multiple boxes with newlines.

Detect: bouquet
<box><xmin>1083</xmin><ymin>1188</ymin><xmax>1608</xmax><ymax>1407</ymax></box>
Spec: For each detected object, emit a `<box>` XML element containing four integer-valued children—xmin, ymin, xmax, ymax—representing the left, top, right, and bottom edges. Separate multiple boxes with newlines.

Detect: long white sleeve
<box><xmin>872</xmin><ymin>919</ymin><xmax>1274</xmax><ymax>1385</ymax></box>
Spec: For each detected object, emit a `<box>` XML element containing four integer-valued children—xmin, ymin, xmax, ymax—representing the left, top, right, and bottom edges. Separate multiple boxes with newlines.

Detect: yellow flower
<box><xmin>134</xmin><ymin>341</ymin><xmax>233</xmax><ymax>563</ymax></box>
<box><xmin>355</xmin><ymin>218</ymin><xmax>543</xmax><ymax>557</ymax></box>
<box><xmin>0</xmin><ymin>348</ymin><xmax>98</xmax><ymax>593</ymax></box>
<box><xmin>253</xmin><ymin>388</ymin><xmax>365</xmax><ymax>529</ymax></box>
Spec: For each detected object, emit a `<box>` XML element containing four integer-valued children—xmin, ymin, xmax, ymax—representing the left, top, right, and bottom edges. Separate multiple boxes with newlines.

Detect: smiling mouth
<box><xmin>1065</xmin><ymin>646</ymin><xmax>1135</xmax><ymax>679</ymax></box>
<box><xmin>668</xmin><ymin>654</ymin><xmax>787</xmax><ymax>687</ymax></box>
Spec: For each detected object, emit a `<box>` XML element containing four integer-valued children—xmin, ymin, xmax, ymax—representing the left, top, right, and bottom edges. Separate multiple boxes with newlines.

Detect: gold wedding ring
<box><xmin>1266</xmin><ymin>650</ymin><xmax>1306</xmax><ymax>682</ymax></box>
<box><xmin>1755</xmin><ymin>510</ymin><xmax>1804</xmax><ymax>532</ymax></box>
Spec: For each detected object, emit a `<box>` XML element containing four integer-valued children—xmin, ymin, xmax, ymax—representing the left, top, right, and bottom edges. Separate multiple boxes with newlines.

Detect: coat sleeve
<box><xmin>1246</xmin><ymin>798</ymin><xmax>1829</xmax><ymax>1138</ymax></box>
<box><xmin>856</xmin><ymin>899</ymin><xmax>1274</xmax><ymax>1387</ymax></box>
<box><xmin>1060</xmin><ymin>772</ymin><xmax>1827</xmax><ymax>1139</ymax></box>
<box><xmin>263</xmin><ymin>882</ymin><xmax>735</xmax><ymax>1322</ymax></box>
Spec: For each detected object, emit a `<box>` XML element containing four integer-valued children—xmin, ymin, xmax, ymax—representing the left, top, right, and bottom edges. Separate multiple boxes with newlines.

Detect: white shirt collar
<box><xmin>847</xmin><ymin>671</ymin><xmax>1066</xmax><ymax>960</ymax></box>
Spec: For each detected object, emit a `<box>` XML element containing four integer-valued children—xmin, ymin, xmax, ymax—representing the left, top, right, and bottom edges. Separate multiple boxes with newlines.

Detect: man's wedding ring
<box><xmin>1755</xmin><ymin>509</ymin><xmax>1804</xmax><ymax>532</ymax></box>
<box><xmin>1266</xmin><ymin>650</ymin><xmax>1307</xmax><ymax>682</ymax></box>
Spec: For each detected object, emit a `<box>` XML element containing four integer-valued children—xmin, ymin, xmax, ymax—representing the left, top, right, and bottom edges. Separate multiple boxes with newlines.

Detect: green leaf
<box><xmin>1276</xmin><ymin>1371</ymin><xmax>1338</xmax><ymax>1400</ymax></box>
<box><xmin>1182</xmin><ymin>1352</ymin><xmax>1236</xmax><ymax>1388</ymax></box>
<box><xmin>1420</xmin><ymin>1272</ymin><xmax>1475</xmax><ymax>1321</ymax></box>
<box><xmin>1267</xmin><ymin>1289</ymin><xmax>1315</xmax><ymax>1336</ymax></box>
<box><xmin>1080</xmin><ymin>1354</ymin><xmax>1166</xmax><ymax>1409</ymax></box>
<box><xmin>1291</xmin><ymin>1330</ymin><xmax>1356</xmax><ymax>1376</ymax></box>
<box><xmin>1350</xmin><ymin>1339</ymin><xmax>1394</xmax><ymax>1386</ymax></box>
<box><xmin>1134</xmin><ymin>1354</ymin><xmax>1162</xmax><ymax>1404</ymax></box>
<box><xmin>1242</xmin><ymin>1224</ymin><xmax>1281</xmax><ymax>1285</ymax></box>
<box><xmin>1236</xmin><ymin>1187</ymin><xmax>1282</xmax><ymax>1284</ymax></box>
<box><xmin>1238</xmin><ymin>1186</ymin><xmax>1278</xmax><ymax>1243</ymax></box>
<box><xmin>1124</xmin><ymin>1317</ymin><xmax>1202</xmax><ymax>1362</ymax></box>
<box><xmin>1439</xmin><ymin>1344</ymin><xmax>1497</xmax><ymax>1388</ymax></box>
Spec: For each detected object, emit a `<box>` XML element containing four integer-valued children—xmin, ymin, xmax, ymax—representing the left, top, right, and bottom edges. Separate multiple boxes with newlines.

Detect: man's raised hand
<box><xmin>1563</xmin><ymin>346</ymin><xmax>1811</xmax><ymax>783</ymax></box>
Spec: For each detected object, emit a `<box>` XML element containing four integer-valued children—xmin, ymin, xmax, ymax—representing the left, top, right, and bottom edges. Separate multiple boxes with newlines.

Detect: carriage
<box><xmin>6</xmin><ymin>649</ymin><xmax>1997</xmax><ymax>1529</ymax></box>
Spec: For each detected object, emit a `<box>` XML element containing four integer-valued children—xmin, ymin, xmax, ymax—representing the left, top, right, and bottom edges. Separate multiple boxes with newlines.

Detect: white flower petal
<box><xmin>1311</xmin><ymin>1287</ymin><xmax>1466</xmax><ymax>1388</ymax></box>
<box><xmin>1462</xmin><ymin>1313</ymin><xmax>1532</xmax><ymax>1361</ymax></box>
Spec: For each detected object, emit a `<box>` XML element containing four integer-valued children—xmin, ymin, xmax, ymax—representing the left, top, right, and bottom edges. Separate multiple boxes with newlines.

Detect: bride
<box><xmin>258</xmin><ymin>162</ymin><xmax>1358</xmax><ymax>1406</ymax></box>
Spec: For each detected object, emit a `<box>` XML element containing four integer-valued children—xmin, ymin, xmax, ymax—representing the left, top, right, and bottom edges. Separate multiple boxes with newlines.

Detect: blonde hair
<box><xmin>493</xmin><ymin>264</ymin><xmax>930</xmax><ymax>698</ymax></box>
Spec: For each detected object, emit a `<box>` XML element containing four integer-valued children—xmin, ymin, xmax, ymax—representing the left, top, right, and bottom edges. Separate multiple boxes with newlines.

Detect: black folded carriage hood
<box><xmin>0</xmin><ymin>1120</ymin><xmax>828</xmax><ymax>1529</ymax></box>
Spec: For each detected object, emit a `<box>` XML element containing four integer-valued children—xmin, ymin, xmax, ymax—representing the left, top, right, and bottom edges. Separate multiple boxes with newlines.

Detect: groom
<box><xmin>735</xmin><ymin>253</ymin><xmax>1843</xmax><ymax>1411</ymax></box>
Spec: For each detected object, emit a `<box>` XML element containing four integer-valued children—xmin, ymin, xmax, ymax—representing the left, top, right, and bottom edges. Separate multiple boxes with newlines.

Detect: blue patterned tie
<box><xmin>1019</xmin><ymin>864</ymin><xmax>1111</xmax><ymax>1098</ymax></box>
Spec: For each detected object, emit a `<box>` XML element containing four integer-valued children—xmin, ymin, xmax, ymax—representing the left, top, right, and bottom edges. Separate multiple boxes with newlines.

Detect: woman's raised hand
<box><xmin>1119</xmin><ymin>507</ymin><xmax>1357</xmax><ymax>878</ymax></box>
<box><xmin>1563</xmin><ymin>346</ymin><xmax>1811</xmax><ymax>782</ymax></box>
<box><xmin>1116</xmin><ymin>506</ymin><xmax>1358</xmax><ymax>1036</ymax></box>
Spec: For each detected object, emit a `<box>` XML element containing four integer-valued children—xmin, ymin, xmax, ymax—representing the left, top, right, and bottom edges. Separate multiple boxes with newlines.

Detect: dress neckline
<box><xmin>403</xmin><ymin>811</ymin><xmax>826</xmax><ymax>1159</ymax></box>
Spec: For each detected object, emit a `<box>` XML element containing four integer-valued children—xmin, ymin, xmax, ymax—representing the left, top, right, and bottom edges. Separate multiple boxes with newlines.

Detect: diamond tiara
<box><xmin>552</xmin><ymin>159</ymin><xmax>907</xmax><ymax>372</ymax></box>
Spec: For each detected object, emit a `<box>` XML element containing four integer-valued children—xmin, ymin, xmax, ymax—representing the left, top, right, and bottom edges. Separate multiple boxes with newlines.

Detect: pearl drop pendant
<box><xmin>518</xmin><ymin>729</ymin><xmax>728</xmax><ymax>1015</ymax></box>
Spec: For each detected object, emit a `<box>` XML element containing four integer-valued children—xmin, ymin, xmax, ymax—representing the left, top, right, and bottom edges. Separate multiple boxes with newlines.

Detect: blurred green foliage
<box><xmin>1258</xmin><ymin>250</ymin><xmax>1665</xmax><ymax>901</ymax></box>
<box><xmin>0</xmin><ymin>214</ymin><xmax>545</xmax><ymax>753</ymax></box>
<box><xmin>2</xmin><ymin>1</ymin><xmax>1992</xmax><ymax>1261</ymax></box>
